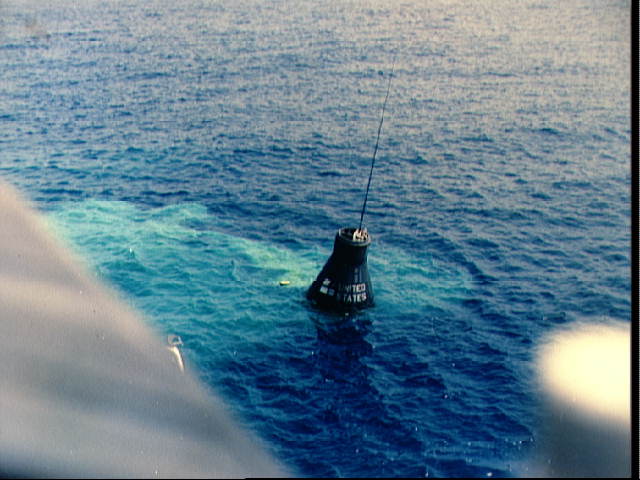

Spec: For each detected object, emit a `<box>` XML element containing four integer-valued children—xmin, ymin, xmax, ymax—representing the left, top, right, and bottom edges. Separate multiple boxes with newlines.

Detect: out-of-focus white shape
<box><xmin>167</xmin><ymin>334</ymin><xmax>185</xmax><ymax>373</ymax></box>
<box><xmin>539</xmin><ymin>323</ymin><xmax>630</xmax><ymax>424</ymax></box>
<box><xmin>534</xmin><ymin>321</ymin><xmax>630</xmax><ymax>478</ymax></box>
<box><xmin>0</xmin><ymin>179</ymin><xmax>287</xmax><ymax>478</ymax></box>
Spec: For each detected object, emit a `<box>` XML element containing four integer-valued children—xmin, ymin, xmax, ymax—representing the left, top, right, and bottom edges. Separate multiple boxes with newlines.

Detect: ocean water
<box><xmin>0</xmin><ymin>0</ymin><xmax>631</xmax><ymax>477</ymax></box>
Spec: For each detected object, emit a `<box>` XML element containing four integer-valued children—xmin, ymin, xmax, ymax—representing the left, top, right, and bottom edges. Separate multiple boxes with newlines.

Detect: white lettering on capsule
<box><xmin>319</xmin><ymin>282</ymin><xmax>367</xmax><ymax>301</ymax></box>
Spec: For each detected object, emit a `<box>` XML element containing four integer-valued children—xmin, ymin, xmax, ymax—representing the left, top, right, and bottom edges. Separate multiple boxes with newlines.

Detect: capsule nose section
<box><xmin>307</xmin><ymin>227</ymin><xmax>374</xmax><ymax>313</ymax></box>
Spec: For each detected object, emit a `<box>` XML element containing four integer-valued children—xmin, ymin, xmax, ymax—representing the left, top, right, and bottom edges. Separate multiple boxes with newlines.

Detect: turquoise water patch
<box><xmin>46</xmin><ymin>199</ymin><xmax>472</xmax><ymax>349</ymax></box>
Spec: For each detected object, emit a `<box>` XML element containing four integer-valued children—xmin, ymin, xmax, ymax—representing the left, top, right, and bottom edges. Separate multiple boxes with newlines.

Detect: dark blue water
<box><xmin>1</xmin><ymin>0</ymin><xmax>631</xmax><ymax>477</ymax></box>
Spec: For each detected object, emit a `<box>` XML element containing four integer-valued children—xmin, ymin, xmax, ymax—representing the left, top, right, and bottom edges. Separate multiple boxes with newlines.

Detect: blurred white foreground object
<box><xmin>167</xmin><ymin>334</ymin><xmax>186</xmax><ymax>373</ymax></box>
<box><xmin>535</xmin><ymin>321</ymin><xmax>630</xmax><ymax>477</ymax></box>
<box><xmin>0</xmin><ymin>180</ymin><xmax>287</xmax><ymax>478</ymax></box>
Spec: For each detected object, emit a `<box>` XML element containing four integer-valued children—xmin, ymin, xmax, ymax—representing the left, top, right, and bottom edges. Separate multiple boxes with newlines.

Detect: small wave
<box><xmin>529</xmin><ymin>191</ymin><xmax>552</xmax><ymax>201</ymax></box>
<box><xmin>484</xmin><ymin>71</ymin><xmax>516</xmax><ymax>78</ymax></box>
<box><xmin>536</xmin><ymin>127</ymin><xmax>563</xmax><ymax>137</ymax></box>
<box><xmin>317</xmin><ymin>170</ymin><xmax>345</xmax><ymax>177</ymax></box>
<box><xmin>551</xmin><ymin>180</ymin><xmax>593</xmax><ymax>191</ymax></box>
<box><xmin>466</xmin><ymin>237</ymin><xmax>500</xmax><ymax>251</ymax></box>
<box><xmin>126</xmin><ymin>71</ymin><xmax>172</xmax><ymax>81</ymax></box>
<box><xmin>460</xmin><ymin>133</ymin><xmax>494</xmax><ymax>143</ymax></box>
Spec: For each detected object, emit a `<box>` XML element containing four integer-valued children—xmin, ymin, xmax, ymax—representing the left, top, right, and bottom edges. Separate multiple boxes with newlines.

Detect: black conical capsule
<box><xmin>307</xmin><ymin>227</ymin><xmax>374</xmax><ymax>313</ymax></box>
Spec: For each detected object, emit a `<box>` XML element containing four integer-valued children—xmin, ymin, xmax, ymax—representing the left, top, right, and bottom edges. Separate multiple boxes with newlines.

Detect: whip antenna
<box><xmin>358</xmin><ymin>61</ymin><xmax>395</xmax><ymax>231</ymax></box>
<box><xmin>306</xmin><ymin>61</ymin><xmax>396</xmax><ymax>313</ymax></box>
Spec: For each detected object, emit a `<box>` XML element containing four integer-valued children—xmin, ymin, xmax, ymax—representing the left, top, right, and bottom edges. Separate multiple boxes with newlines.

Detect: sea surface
<box><xmin>0</xmin><ymin>0</ymin><xmax>631</xmax><ymax>477</ymax></box>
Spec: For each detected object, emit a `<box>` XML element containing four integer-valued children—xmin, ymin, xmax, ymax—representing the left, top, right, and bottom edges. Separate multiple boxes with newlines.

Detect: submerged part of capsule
<box><xmin>307</xmin><ymin>227</ymin><xmax>374</xmax><ymax>313</ymax></box>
